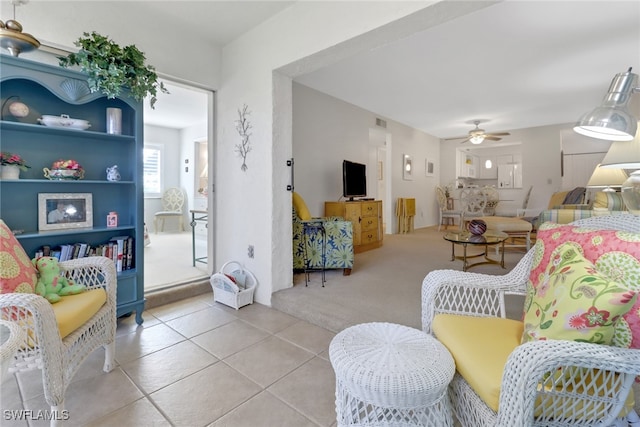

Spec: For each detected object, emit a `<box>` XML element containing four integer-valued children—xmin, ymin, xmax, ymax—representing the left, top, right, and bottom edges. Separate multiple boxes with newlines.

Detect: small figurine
<box><xmin>106</xmin><ymin>165</ymin><xmax>121</xmax><ymax>181</ymax></box>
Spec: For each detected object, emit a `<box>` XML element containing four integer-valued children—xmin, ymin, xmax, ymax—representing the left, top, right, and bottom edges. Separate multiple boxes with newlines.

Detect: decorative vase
<box><xmin>106</xmin><ymin>107</ymin><xmax>122</xmax><ymax>135</ymax></box>
<box><xmin>621</xmin><ymin>170</ymin><xmax>640</xmax><ymax>215</ymax></box>
<box><xmin>43</xmin><ymin>168</ymin><xmax>84</xmax><ymax>180</ymax></box>
<box><xmin>0</xmin><ymin>165</ymin><xmax>20</xmax><ymax>180</ymax></box>
<box><xmin>468</xmin><ymin>219</ymin><xmax>487</xmax><ymax>235</ymax></box>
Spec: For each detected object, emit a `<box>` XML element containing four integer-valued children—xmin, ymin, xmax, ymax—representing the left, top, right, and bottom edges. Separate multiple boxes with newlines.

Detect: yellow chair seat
<box><xmin>432</xmin><ymin>314</ymin><xmax>635</xmax><ymax>417</ymax></box>
<box><xmin>433</xmin><ymin>314</ymin><xmax>522</xmax><ymax>412</ymax></box>
<box><xmin>52</xmin><ymin>289</ymin><xmax>107</xmax><ymax>339</ymax></box>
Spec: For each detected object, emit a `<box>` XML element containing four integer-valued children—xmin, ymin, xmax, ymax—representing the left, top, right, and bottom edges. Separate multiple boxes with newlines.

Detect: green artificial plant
<box><xmin>59</xmin><ymin>31</ymin><xmax>168</xmax><ymax>108</ymax></box>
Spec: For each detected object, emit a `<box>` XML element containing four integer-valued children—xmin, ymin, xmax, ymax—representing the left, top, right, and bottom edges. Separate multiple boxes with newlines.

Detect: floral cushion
<box><xmin>0</xmin><ymin>219</ymin><xmax>36</xmax><ymax>294</ymax></box>
<box><xmin>524</xmin><ymin>222</ymin><xmax>640</xmax><ymax>348</ymax></box>
<box><xmin>522</xmin><ymin>243</ymin><xmax>637</xmax><ymax>344</ymax></box>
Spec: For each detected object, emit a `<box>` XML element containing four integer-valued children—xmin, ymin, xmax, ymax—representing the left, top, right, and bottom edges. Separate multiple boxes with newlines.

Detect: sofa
<box><xmin>538</xmin><ymin>190</ymin><xmax>627</xmax><ymax>225</ymax></box>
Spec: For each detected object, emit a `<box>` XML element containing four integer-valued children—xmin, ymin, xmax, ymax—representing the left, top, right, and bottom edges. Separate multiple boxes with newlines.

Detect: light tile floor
<box><xmin>1</xmin><ymin>293</ymin><xmax>339</xmax><ymax>427</ymax></box>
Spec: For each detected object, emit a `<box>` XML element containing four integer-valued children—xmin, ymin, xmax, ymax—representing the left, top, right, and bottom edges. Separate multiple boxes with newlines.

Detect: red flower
<box><xmin>580</xmin><ymin>306</ymin><xmax>610</xmax><ymax>327</ymax></box>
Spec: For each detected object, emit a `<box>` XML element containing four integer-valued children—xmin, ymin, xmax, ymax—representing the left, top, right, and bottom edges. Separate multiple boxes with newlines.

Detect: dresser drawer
<box><xmin>361</xmin><ymin>202</ymin><xmax>378</xmax><ymax>217</ymax></box>
<box><xmin>361</xmin><ymin>216</ymin><xmax>378</xmax><ymax>232</ymax></box>
<box><xmin>361</xmin><ymin>230</ymin><xmax>379</xmax><ymax>244</ymax></box>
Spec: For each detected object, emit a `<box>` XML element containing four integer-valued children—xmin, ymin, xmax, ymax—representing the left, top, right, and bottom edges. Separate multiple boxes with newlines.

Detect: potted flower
<box><xmin>0</xmin><ymin>151</ymin><xmax>30</xmax><ymax>180</ymax></box>
<box><xmin>58</xmin><ymin>31</ymin><xmax>168</xmax><ymax>108</ymax></box>
<box><xmin>43</xmin><ymin>159</ymin><xmax>85</xmax><ymax>180</ymax></box>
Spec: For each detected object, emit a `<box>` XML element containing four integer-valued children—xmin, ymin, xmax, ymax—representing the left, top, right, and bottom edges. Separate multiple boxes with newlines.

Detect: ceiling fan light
<box><xmin>470</xmin><ymin>135</ymin><xmax>484</xmax><ymax>144</ymax></box>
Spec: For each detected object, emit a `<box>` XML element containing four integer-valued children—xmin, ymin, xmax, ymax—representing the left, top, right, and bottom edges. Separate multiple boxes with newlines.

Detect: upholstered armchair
<box><xmin>292</xmin><ymin>192</ymin><xmax>354</xmax><ymax>275</ymax></box>
<box><xmin>422</xmin><ymin>215</ymin><xmax>640</xmax><ymax>427</ymax></box>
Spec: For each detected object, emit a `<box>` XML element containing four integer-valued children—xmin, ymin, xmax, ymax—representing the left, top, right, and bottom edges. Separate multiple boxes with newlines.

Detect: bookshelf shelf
<box><xmin>1</xmin><ymin>54</ymin><xmax>145</xmax><ymax>324</ymax></box>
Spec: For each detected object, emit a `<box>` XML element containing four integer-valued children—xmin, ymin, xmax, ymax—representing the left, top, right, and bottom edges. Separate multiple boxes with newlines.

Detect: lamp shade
<box><xmin>573</xmin><ymin>69</ymin><xmax>638</xmax><ymax>141</ymax></box>
<box><xmin>599</xmin><ymin>127</ymin><xmax>640</xmax><ymax>169</ymax></box>
<box><xmin>586</xmin><ymin>164</ymin><xmax>627</xmax><ymax>190</ymax></box>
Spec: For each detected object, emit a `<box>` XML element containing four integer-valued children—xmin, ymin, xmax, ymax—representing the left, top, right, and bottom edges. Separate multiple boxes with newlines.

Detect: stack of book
<box><xmin>35</xmin><ymin>235</ymin><xmax>134</xmax><ymax>272</ymax></box>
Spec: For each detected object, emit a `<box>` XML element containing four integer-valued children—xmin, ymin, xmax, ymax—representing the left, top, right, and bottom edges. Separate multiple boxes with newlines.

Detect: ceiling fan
<box><xmin>445</xmin><ymin>120</ymin><xmax>510</xmax><ymax>144</ymax></box>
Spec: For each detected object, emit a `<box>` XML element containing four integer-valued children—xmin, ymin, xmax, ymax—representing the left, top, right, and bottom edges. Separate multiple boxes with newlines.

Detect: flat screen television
<box><xmin>342</xmin><ymin>160</ymin><xmax>367</xmax><ymax>200</ymax></box>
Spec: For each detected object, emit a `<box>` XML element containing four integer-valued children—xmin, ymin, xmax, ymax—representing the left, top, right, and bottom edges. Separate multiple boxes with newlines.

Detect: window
<box><xmin>143</xmin><ymin>145</ymin><xmax>162</xmax><ymax>197</ymax></box>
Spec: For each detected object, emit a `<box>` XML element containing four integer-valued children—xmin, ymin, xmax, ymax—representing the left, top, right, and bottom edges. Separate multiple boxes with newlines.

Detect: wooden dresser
<box><xmin>325</xmin><ymin>200</ymin><xmax>383</xmax><ymax>253</ymax></box>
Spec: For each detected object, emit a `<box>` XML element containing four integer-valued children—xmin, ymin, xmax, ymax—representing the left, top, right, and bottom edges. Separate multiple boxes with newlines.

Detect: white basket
<box><xmin>209</xmin><ymin>261</ymin><xmax>257</xmax><ymax>310</ymax></box>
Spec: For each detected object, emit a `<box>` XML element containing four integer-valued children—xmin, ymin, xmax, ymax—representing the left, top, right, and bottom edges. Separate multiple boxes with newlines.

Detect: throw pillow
<box><xmin>593</xmin><ymin>191</ymin><xmax>626</xmax><ymax>211</ymax></box>
<box><xmin>522</xmin><ymin>243</ymin><xmax>637</xmax><ymax>344</ymax></box>
<box><xmin>292</xmin><ymin>192</ymin><xmax>312</xmax><ymax>221</ymax></box>
<box><xmin>526</xmin><ymin>223</ymin><xmax>640</xmax><ymax>348</ymax></box>
<box><xmin>0</xmin><ymin>219</ymin><xmax>36</xmax><ymax>294</ymax></box>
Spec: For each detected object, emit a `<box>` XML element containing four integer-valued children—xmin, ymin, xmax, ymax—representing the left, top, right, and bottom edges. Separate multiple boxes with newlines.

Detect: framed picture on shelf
<box><xmin>38</xmin><ymin>193</ymin><xmax>93</xmax><ymax>231</ymax></box>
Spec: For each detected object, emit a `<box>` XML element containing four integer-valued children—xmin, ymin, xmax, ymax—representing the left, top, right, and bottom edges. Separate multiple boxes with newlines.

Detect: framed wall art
<box><xmin>425</xmin><ymin>158</ymin><xmax>435</xmax><ymax>177</ymax></box>
<box><xmin>38</xmin><ymin>193</ymin><xmax>93</xmax><ymax>231</ymax></box>
<box><xmin>403</xmin><ymin>154</ymin><xmax>413</xmax><ymax>181</ymax></box>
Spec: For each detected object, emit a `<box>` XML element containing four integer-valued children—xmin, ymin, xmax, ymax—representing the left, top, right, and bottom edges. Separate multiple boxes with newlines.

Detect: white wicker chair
<box><xmin>422</xmin><ymin>215</ymin><xmax>640</xmax><ymax>427</ymax></box>
<box><xmin>154</xmin><ymin>187</ymin><xmax>185</xmax><ymax>233</ymax></box>
<box><xmin>0</xmin><ymin>256</ymin><xmax>117</xmax><ymax>426</ymax></box>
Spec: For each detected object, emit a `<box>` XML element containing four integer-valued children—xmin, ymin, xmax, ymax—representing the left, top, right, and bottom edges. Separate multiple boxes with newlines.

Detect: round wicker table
<box><xmin>329</xmin><ymin>322</ymin><xmax>455</xmax><ymax>427</ymax></box>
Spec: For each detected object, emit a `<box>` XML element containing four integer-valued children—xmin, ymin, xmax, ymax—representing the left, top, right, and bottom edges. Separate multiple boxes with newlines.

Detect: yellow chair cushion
<box><xmin>292</xmin><ymin>192</ymin><xmax>312</xmax><ymax>221</ymax></box>
<box><xmin>53</xmin><ymin>288</ymin><xmax>106</xmax><ymax>339</ymax></box>
<box><xmin>432</xmin><ymin>314</ymin><xmax>523</xmax><ymax>412</ymax></box>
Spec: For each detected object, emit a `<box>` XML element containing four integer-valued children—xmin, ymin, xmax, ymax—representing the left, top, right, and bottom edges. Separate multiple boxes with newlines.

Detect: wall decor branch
<box><xmin>234</xmin><ymin>104</ymin><xmax>252</xmax><ymax>171</ymax></box>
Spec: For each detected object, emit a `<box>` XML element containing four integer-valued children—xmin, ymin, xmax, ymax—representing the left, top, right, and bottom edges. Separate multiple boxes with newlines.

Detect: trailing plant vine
<box><xmin>234</xmin><ymin>104</ymin><xmax>252</xmax><ymax>171</ymax></box>
<box><xmin>59</xmin><ymin>31</ymin><xmax>168</xmax><ymax>108</ymax></box>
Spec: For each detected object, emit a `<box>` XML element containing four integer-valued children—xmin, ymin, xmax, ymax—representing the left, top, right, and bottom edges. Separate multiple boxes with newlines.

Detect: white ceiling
<box><xmin>295</xmin><ymin>1</ymin><xmax>640</xmax><ymax>141</ymax></box>
<box><xmin>27</xmin><ymin>1</ymin><xmax>638</xmax><ymax>138</ymax></box>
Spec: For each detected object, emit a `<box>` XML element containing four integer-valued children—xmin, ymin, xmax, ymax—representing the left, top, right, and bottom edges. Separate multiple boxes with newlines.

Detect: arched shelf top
<box><xmin>0</xmin><ymin>54</ymin><xmax>139</xmax><ymax>109</ymax></box>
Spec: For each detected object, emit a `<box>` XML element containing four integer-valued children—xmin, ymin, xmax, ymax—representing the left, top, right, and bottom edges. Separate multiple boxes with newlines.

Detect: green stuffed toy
<box><xmin>32</xmin><ymin>256</ymin><xmax>86</xmax><ymax>303</ymax></box>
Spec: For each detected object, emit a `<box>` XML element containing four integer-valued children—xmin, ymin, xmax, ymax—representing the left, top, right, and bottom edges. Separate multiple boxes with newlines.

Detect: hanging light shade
<box><xmin>0</xmin><ymin>1</ymin><xmax>39</xmax><ymax>57</ymax></box>
<box><xmin>573</xmin><ymin>68</ymin><xmax>639</xmax><ymax>141</ymax></box>
<box><xmin>586</xmin><ymin>164</ymin><xmax>627</xmax><ymax>192</ymax></box>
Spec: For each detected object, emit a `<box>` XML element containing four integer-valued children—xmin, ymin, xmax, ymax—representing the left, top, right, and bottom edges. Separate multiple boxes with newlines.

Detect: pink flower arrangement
<box><xmin>0</xmin><ymin>151</ymin><xmax>31</xmax><ymax>171</ymax></box>
<box><xmin>51</xmin><ymin>159</ymin><xmax>83</xmax><ymax>171</ymax></box>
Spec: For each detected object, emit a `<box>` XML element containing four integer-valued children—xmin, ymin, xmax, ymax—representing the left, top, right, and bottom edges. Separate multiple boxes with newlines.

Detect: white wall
<box><xmin>293</xmin><ymin>83</ymin><xmax>440</xmax><ymax>231</ymax></box>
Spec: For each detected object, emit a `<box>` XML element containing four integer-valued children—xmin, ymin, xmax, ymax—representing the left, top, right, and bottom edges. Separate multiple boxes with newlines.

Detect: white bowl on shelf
<box><xmin>37</xmin><ymin>114</ymin><xmax>91</xmax><ymax>130</ymax></box>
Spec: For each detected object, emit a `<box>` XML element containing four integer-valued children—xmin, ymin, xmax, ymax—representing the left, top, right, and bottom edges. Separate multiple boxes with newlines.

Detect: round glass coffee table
<box><xmin>443</xmin><ymin>231</ymin><xmax>509</xmax><ymax>272</ymax></box>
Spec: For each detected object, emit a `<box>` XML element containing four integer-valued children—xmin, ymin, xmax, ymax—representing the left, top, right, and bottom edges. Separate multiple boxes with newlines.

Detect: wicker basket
<box><xmin>209</xmin><ymin>261</ymin><xmax>257</xmax><ymax>309</ymax></box>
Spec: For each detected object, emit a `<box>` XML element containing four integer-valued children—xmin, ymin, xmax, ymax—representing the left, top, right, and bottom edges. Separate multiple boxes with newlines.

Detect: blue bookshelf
<box><xmin>0</xmin><ymin>54</ymin><xmax>145</xmax><ymax>324</ymax></box>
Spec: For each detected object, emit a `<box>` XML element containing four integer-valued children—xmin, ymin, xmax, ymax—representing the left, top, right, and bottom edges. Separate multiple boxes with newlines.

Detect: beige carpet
<box><xmin>272</xmin><ymin>226</ymin><xmax>528</xmax><ymax>333</ymax></box>
<box><xmin>143</xmin><ymin>230</ymin><xmax>209</xmax><ymax>291</ymax></box>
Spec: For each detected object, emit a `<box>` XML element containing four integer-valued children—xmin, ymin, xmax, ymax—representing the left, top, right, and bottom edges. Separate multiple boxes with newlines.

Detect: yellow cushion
<box><xmin>432</xmin><ymin>314</ymin><xmax>523</xmax><ymax>412</ymax></box>
<box><xmin>292</xmin><ymin>192</ymin><xmax>312</xmax><ymax>221</ymax></box>
<box><xmin>52</xmin><ymin>288</ymin><xmax>106</xmax><ymax>339</ymax></box>
<box><xmin>548</xmin><ymin>191</ymin><xmax>568</xmax><ymax>209</ymax></box>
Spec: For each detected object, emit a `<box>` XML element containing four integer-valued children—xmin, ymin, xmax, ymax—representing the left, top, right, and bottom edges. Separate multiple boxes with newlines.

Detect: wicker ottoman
<box><xmin>329</xmin><ymin>322</ymin><xmax>455</xmax><ymax>427</ymax></box>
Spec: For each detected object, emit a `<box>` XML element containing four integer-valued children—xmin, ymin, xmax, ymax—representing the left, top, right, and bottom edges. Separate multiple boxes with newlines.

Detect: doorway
<box><xmin>143</xmin><ymin>79</ymin><xmax>214</xmax><ymax>292</ymax></box>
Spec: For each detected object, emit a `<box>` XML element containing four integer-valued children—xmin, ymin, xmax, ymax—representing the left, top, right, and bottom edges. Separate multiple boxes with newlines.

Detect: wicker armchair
<box><xmin>0</xmin><ymin>256</ymin><xmax>117</xmax><ymax>426</ymax></box>
<box><xmin>421</xmin><ymin>215</ymin><xmax>640</xmax><ymax>427</ymax></box>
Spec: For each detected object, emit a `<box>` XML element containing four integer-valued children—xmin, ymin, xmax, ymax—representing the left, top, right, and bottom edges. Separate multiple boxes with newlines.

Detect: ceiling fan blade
<box><xmin>484</xmin><ymin>136</ymin><xmax>502</xmax><ymax>141</ymax></box>
<box><xmin>459</xmin><ymin>136</ymin><xmax>471</xmax><ymax>144</ymax></box>
<box><xmin>488</xmin><ymin>132</ymin><xmax>510</xmax><ymax>136</ymax></box>
<box><xmin>443</xmin><ymin>136</ymin><xmax>467</xmax><ymax>141</ymax></box>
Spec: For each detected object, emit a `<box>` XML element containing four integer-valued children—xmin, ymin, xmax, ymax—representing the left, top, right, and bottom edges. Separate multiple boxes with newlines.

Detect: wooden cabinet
<box><xmin>325</xmin><ymin>200</ymin><xmax>383</xmax><ymax>253</ymax></box>
<box><xmin>459</xmin><ymin>153</ymin><xmax>478</xmax><ymax>178</ymax></box>
<box><xmin>0</xmin><ymin>55</ymin><xmax>145</xmax><ymax>324</ymax></box>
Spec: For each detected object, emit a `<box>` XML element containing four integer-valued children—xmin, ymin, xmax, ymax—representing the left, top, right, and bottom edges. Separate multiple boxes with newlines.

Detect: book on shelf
<box><xmin>34</xmin><ymin>236</ymin><xmax>134</xmax><ymax>272</ymax></box>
